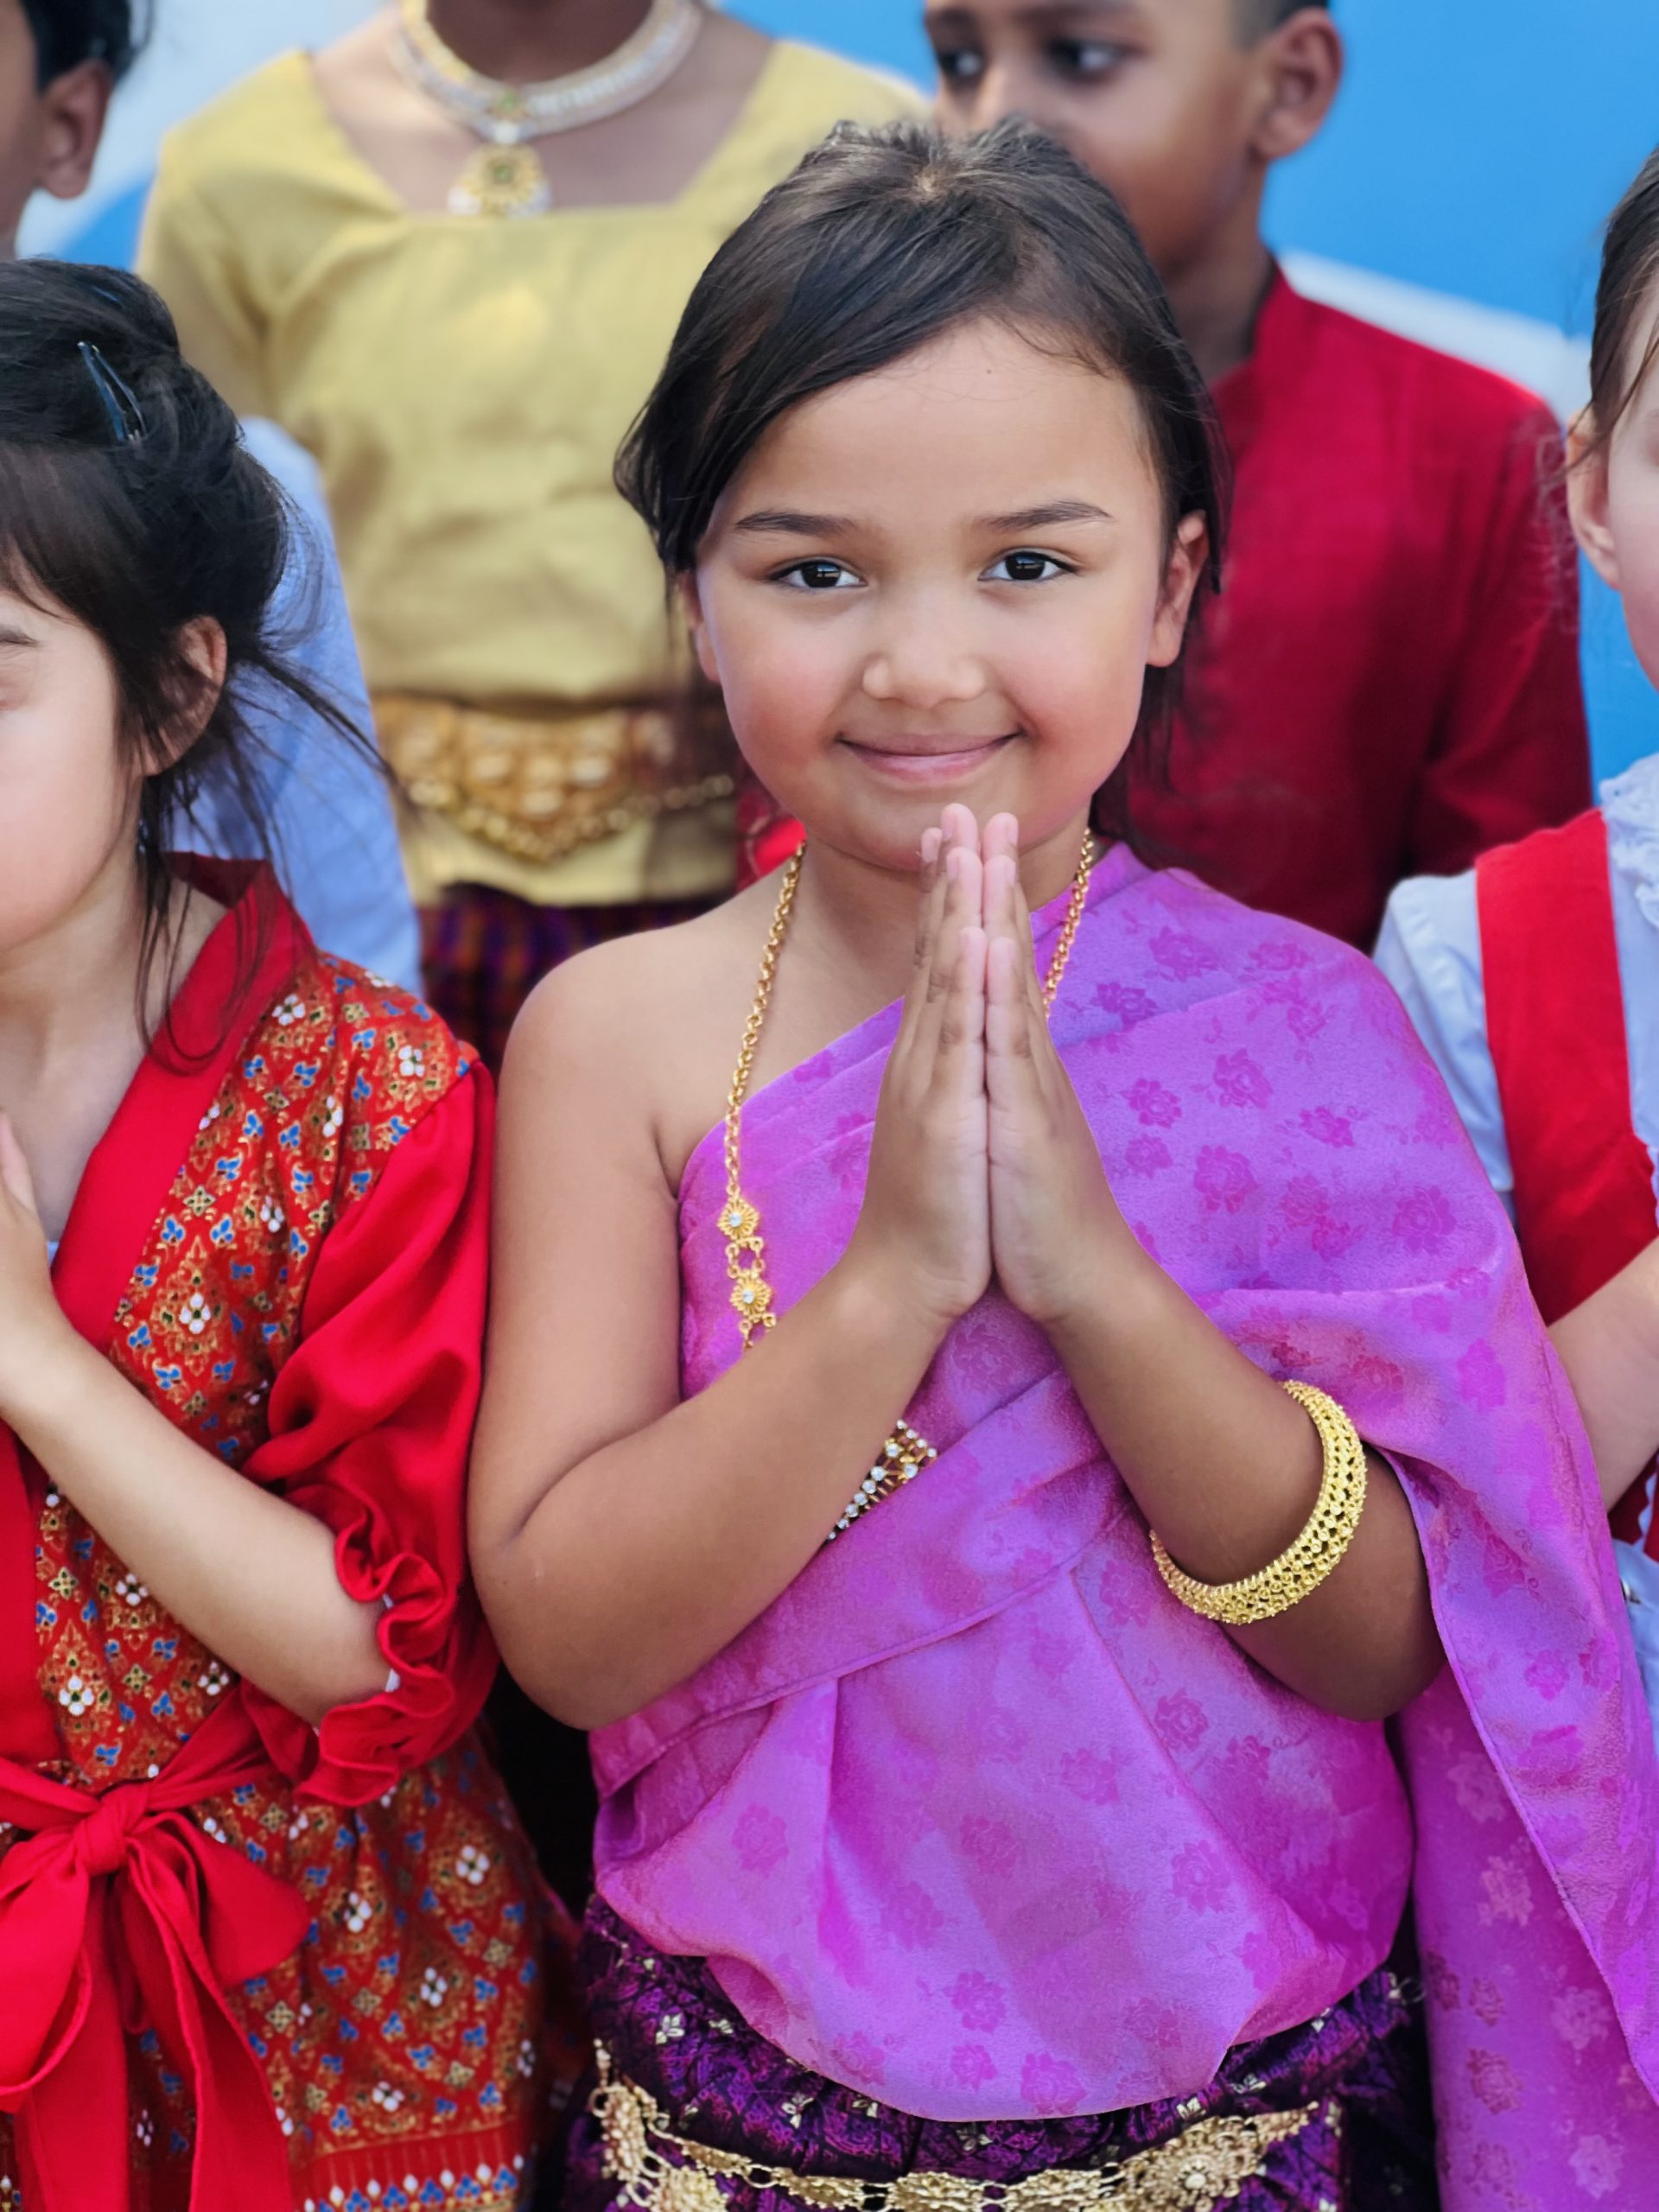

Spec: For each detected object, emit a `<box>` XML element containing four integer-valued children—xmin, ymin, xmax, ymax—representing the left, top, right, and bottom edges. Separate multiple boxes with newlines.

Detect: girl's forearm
<box><xmin>474</xmin><ymin>1258</ymin><xmax>949</xmax><ymax>1731</ymax></box>
<box><xmin>1044</xmin><ymin>1230</ymin><xmax>1442</xmax><ymax>1722</ymax></box>
<box><xmin>1551</xmin><ymin>1239</ymin><xmax>1659</xmax><ymax>1506</ymax></box>
<box><xmin>3</xmin><ymin>1335</ymin><xmax>387</xmax><ymax>1725</ymax></box>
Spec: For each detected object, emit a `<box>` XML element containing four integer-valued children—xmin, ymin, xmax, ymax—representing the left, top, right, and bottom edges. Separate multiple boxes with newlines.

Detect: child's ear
<box><xmin>676</xmin><ymin>570</ymin><xmax>721</xmax><ymax>685</ymax></box>
<box><xmin>146</xmin><ymin>618</ymin><xmax>229</xmax><ymax>773</ymax></box>
<box><xmin>1147</xmin><ymin>513</ymin><xmax>1210</xmax><ymax>670</ymax></box>
<box><xmin>1567</xmin><ymin>413</ymin><xmax>1621</xmax><ymax>593</ymax></box>
<box><xmin>1250</xmin><ymin>9</ymin><xmax>1343</xmax><ymax>167</ymax></box>
<box><xmin>34</xmin><ymin>61</ymin><xmax>115</xmax><ymax>206</ymax></box>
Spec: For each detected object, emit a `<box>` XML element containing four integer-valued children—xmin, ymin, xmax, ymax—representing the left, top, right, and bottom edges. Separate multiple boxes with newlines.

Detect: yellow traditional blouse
<box><xmin>140</xmin><ymin>40</ymin><xmax>921</xmax><ymax>906</ymax></box>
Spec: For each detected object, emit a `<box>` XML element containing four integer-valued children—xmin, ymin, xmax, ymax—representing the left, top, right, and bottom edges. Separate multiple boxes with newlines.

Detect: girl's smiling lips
<box><xmin>837</xmin><ymin>733</ymin><xmax>1017</xmax><ymax>784</ymax></box>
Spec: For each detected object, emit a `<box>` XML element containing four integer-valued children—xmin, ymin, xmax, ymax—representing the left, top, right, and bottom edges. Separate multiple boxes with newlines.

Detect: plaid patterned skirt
<box><xmin>420</xmin><ymin>884</ymin><xmax>719</xmax><ymax>1075</ymax></box>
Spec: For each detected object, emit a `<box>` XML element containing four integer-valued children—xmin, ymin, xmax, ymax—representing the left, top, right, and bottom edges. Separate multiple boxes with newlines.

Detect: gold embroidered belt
<box><xmin>590</xmin><ymin>2045</ymin><xmax>1325</xmax><ymax>2212</ymax></box>
<box><xmin>375</xmin><ymin>693</ymin><xmax>736</xmax><ymax>867</ymax></box>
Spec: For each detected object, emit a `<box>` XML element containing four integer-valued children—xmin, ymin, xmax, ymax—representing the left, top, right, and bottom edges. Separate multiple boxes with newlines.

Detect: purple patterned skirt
<box><xmin>557</xmin><ymin>1903</ymin><xmax>1436</xmax><ymax>2212</ymax></box>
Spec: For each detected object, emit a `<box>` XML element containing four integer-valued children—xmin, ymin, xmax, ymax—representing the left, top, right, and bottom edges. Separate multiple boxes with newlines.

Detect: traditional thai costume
<box><xmin>137</xmin><ymin>38</ymin><xmax>921</xmax><ymax>1072</ymax></box>
<box><xmin>0</xmin><ymin>862</ymin><xmax>577</xmax><ymax>2212</ymax></box>
<box><xmin>567</xmin><ymin>849</ymin><xmax>1659</xmax><ymax>2212</ymax></box>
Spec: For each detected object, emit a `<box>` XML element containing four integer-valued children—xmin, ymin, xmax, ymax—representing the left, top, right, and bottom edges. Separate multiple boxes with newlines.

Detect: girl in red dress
<box><xmin>0</xmin><ymin>261</ymin><xmax>572</xmax><ymax>2212</ymax></box>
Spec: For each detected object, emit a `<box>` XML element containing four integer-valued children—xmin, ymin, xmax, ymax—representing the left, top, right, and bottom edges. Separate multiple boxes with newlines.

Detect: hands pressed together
<box><xmin>847</xmin><ymin>804</ymin><xmax>1134</xmax><ymax>1338</ymax></box>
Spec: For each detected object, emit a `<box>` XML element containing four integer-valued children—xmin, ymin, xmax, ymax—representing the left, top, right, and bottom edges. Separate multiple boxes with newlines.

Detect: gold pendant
<box><xmin>448</xmin><ymin>142</ymin><xmax>553</xmax><ymax>219</ymax></box>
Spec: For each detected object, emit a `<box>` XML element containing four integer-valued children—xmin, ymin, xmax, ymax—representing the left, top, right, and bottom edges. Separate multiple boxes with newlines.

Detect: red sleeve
<box><xmin>1405</xmin><ymin>399</ymin><xmax>1592</xmax><ymax>877</ymax></box>
<box><xmin>238</xmin><ymin>1069</ymin><xmax>499</xmax><ymax>1805</ymax></box>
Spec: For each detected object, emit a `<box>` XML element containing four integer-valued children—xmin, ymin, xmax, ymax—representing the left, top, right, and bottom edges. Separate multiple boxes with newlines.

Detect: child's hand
<box><xmin>982</xmin><ymin>817</ymin><xmax>1128</xmax><ymax>1327</ymax></box>
<box><xmin>0</xmin><ymin>1114</ymin><xmax>70</xmax><ymax>1421</ymax></box>
<box><xmin>844</xmin><ymin>804</ymin><xmax>992</xmax><ymax>1332</ymax></box>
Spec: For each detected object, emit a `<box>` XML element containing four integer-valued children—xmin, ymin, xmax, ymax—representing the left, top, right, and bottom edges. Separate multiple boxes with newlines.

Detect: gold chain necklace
<box><xmin>393</xmin><ymin>0</ymin><xmax>706</xmax><ymax>219</ymax></box>
<box><xmin>720</xmin><ymin>830</ymin><xmax>1096</xmax><ymax>1539</ymax></box>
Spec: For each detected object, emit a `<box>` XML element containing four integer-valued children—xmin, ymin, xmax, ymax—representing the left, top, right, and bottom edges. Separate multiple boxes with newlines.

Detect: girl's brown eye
<box><xmin>988</xmin><ymin>551</ymin><xmax>1066</xmax><ymax>584</ymax></box>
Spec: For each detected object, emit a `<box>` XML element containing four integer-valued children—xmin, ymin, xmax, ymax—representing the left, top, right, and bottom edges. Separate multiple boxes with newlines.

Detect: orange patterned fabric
<box><xmin>0</xmin><ymin>906</ymin><xmax>577</xmax><ymax>2211</ymax></box>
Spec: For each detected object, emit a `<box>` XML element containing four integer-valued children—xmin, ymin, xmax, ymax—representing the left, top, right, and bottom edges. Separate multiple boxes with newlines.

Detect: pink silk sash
<box><xmin>593</xmin><ymin>849</ymin><xmax>1659</xmax><ymax>2207</ymax></box>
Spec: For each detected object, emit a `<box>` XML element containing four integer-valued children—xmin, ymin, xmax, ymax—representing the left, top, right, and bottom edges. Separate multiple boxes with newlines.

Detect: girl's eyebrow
<box><xmin>734</xmin><ymin>509</ymin><xmax>856</xmax><ymax>537</ymax></box>
<box><xmin>982</xmin><ymin>499</ymin><xmax>1115</xmax><ymax>531</ymax></box>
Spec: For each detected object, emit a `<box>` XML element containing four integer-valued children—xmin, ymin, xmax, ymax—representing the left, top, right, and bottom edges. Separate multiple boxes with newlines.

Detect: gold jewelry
<box><xmin>721</xmin><ymin>849</ymin><xmax>804</xmax><ymax>1349</ymax></box>
<box><xmin>828</xmin><ymin>1419</ymin><xmax>938</xmax><ymax>1543</ymax></box>
<box><xmin>1149</xmin><ymin>1382</ymin><xmax>1368</xmax><ymax>1627</ymax></box>
<box><xmin>392</xmin><ymin>0</ymin><xmax>706</xmax><ymax>218</ymax></box>
<box><xmin>375</xmin><ymin>693</ymin><xmax>734</xmax><ymax>866</ymax></box>
<box><xmin>591</xmin><ymin>2043</ymin><xmax>1322</xmax><ymax>2212</ymax></box>
<box><xmin>720</xmin><ymin>831</ymin><xmax>1097</xmax><ymax>1540</ymax></box>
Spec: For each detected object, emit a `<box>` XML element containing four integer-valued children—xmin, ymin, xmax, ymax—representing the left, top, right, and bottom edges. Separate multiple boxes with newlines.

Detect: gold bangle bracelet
<box><xmin>1149</xmin><ymin>1381</ymin><xmax>1369</xmax><ymax>1626</ymax></box>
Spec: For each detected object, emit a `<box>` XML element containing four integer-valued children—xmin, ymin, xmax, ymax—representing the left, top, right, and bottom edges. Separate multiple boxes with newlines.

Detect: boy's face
<box><xmin>0</xmin><ymin>0</ymin><xmax>116</xmax><ymax>255</ymax></box>
<box><xmin>925</xmin><ymin>0</ymin><xmax>1332</xmax><ymax>283</ymax></box>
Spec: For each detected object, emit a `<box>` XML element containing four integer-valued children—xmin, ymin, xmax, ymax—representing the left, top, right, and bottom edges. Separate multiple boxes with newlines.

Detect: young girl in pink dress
<box><xmin>472</xmin><ymin>122</ymin><xmax>1659</xmax><ymax>2210</ymax></box>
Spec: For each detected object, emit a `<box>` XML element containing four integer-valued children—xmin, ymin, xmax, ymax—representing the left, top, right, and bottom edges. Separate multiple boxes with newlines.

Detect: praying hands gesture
<box><xmin>845</xmin><ymin>805</ymin><xmax>1442</xmax><ymax>1722</ymax></box>
<box><xmin>849</xmin><ymin>804</ymin><xmax>1133</xmax><ymax>1332</ymax></box>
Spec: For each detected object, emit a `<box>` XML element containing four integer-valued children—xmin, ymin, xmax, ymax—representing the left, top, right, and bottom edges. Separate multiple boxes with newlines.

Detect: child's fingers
<box><xmin>894</xmin><ymin>823</ymin><xmax>949</xmax><ymax>1055</ymax></box>
<box><xmin>982</xmin><ymin>812</ymin><xmax>1020</xmax><ymax>874</ymax></box>
<box><xmin>983</xmin><ymin>849</ymin><xmax>1021</xmax><ymax>957</ymax></box>
<box><xmin>985</xmin><ymin>932</ymin><xmax>1040</xmax><ymax>1110</ymax></box>
<box><xmin>913</xmin><ymin>842</ymin><xmax>984</xmax><ymax>1065</ymax></box>
<box><xmin>932</xmin><ymin>923</ymin><xmax>988</xmax><ymax>1097</ymax></box>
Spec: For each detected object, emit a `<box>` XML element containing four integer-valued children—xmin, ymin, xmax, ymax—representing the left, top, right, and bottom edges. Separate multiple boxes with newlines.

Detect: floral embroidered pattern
<box><xmin>4</xmin><ymin>950</ymin><xmax>564</xmax><ymax>2211</ymax></box>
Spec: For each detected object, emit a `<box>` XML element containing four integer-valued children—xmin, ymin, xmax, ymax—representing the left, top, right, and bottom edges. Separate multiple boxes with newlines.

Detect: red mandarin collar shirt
<box><xmin>1128</xmin><ymin>272</ymin><xmax>1592</xmax><ymax>946</ymax></box>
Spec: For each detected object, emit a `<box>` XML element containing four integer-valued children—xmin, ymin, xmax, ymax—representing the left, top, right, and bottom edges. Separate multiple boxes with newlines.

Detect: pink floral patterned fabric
<box><xmin>591</xmin><ymin>849</ymin><xmax>1659</xmax><ymax>2206</ymax></box>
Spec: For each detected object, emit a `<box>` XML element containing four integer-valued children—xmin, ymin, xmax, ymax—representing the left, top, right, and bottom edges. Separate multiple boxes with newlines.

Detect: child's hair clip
<box><xmin>77</xmin><ymin>340</ymin><xmax>147</xmax><ymax>446</ymax></box>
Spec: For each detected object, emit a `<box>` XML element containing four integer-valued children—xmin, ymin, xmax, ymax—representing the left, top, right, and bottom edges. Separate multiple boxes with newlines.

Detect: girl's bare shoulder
<box><xmin>503</xmin><ymin>887</ymin><xmax>779</xmax><ymax>1173</ymax></box>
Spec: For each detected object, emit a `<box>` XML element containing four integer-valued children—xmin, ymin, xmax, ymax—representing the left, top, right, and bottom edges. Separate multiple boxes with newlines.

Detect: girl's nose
<box><xmin>861</xmin><ymin>644</ymin><xmax>988</xmax><ymax>712</ymax></box>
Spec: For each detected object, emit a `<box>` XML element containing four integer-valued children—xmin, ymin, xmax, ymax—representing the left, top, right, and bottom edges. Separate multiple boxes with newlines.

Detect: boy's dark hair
<box><xmin>1587</xmin><ymin>148</ymin><xmax>1659</xmax><ymax>450</ymax></box>
<box><xmin>617</xmin><ymin>118</ymin><xmax>1226</xmax><ymax>836</ymax></box>
<box><xmin>1238</xmin><ymin>0</ymin><xmax>1331</xmax><ymax>30</ymax></box>
<box><xmin>21</xmin><ymin>0</ymin><xmax>148</xmax><ymax>86</ymax></box>
<box><xmin>0</xmin><ymin>260</ymin><xmax>367</xmax><ymax>1041</ymax></box>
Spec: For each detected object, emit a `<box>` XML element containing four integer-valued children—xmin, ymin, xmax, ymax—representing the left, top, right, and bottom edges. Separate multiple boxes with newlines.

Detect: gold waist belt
<box><xmin>590</xmin><ymin>2045</ymin><xmax>1324</xmax><ymax>2212</ymax></box>
<box><xmin>375</xmin><ymin>693</ymin><xmax>736</xmax><ymax>867</ymax></box>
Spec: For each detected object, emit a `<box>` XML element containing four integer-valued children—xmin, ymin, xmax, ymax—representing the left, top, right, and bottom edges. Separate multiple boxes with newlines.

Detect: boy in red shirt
<box><xmin>747</xmin><ymin>2</ymin><xmax>1589</xmax><ymax>946</ymax></box>
<box><xmin>921</xmin><ymin>0</ymin><xmax>1591</xmax><ymax>946</ymax></box>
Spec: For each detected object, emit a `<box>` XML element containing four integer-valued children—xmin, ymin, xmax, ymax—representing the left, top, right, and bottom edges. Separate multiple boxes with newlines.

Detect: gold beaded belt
<box><xmin>590</xmin><ymin>2046</ymin><xmax>1325</xmax><ymax>2212</ymax></box>
<box><xmin>375</xmin><ymin>692</ymin><xmax>737</xmax><ymax>866</ymax></box>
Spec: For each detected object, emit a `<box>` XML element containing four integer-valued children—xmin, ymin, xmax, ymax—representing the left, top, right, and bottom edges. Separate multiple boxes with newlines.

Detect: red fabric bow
<box><xmin>0</xmin><ymin>1703</ymin><xmax>309</xmax><ymax>2212</ymax></box>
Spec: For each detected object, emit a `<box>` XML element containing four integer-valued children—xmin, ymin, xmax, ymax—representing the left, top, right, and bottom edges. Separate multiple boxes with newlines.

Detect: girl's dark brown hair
<box><xmin>1587</xmin><ymin>148</ymin><xmax>1659</xmax><ymax>452</ymax></box>
<box><xmin>616</xmin><ymin>118</ymin><xmax>1226</xmax><ymax>840</ymax></box>
<box><xmin>0</xmin><ymin>259</ymin><xmax>369</xmax><ymax>1046</ymax></box>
